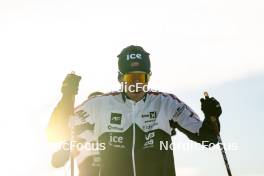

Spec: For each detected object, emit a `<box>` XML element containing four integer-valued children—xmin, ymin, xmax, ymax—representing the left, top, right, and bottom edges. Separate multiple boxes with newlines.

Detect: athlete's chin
<box><xmin>127</xmin><ymin>91</ymin><xmax>146</xmax><ymax>100</ymax></box>
<box><xmin>130</xmin><ymin>91</ymin><xmax>144</xmax><ymax>95</ymax></box>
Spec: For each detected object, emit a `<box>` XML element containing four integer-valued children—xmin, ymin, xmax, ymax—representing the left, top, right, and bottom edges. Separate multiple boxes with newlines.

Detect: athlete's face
<box><xmin>120</xmin><ymin>71</ymin><xmax>150</xmax><ymax>102</ymax></box>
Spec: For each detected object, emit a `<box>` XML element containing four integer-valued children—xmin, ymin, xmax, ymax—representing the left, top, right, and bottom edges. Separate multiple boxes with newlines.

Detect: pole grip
<box><xmin>204</xmin><ymin>91</ymin><xmax>220</xmax><ymax>135</ymax></box>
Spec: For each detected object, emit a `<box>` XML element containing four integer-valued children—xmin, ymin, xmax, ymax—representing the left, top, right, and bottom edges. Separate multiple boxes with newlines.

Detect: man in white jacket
<box><xmin>47</xmin><ymin>45</ymin><xmax>222</xmax><ymax>176</ymax></box>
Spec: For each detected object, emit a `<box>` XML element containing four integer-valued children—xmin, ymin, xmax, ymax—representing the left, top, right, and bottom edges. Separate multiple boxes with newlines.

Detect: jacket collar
<box><xmin>121</xmin><ymin>91</ymin><xmax>147</xmax><ymax>103</ymax></box>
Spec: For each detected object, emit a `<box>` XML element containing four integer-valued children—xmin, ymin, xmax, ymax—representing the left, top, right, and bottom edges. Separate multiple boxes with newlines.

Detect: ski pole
<box><xmin>69</xmin><ymin>71</ymin><xmax>81</xmax><ymax>176</ymax></box>
<box><xmin>70</xmin><ymin>156</ymin><xmax>74</xmax><ymax>176</ymax></box>
<box><xmin>204</xmin><ymin>92</ymin><xmax>233</xmax><ymax>176</ymax></box>
<box><xmin>70</xmin><ymin>128</ymin><xmax>74</xmax><ymax>176</ymax></box>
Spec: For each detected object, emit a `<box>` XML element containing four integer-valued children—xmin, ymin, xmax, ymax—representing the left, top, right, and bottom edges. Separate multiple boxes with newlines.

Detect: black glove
<box><xmin>200</xmin><ymin>96</ymin><xmax>222</xmax><ymax>119</ymax></box>
<box><xmin>200</xmin><ymin>95</ymin><xmax>222</xmax><ymax>135</ymax></box>
<box><xmin>61</xmin><ymin>73</ymin><xmax>81</xmax><ymax>96</ymax></box>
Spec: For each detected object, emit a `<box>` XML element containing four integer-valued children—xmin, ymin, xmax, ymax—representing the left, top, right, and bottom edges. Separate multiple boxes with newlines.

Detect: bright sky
<box><xmin>0</xmin><ymin>0</ymin><xmax>264</xmax><ymax>176</ymax></box>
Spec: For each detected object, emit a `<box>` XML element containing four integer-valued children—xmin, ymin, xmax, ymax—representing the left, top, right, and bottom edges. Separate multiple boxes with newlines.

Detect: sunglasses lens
<box><xmin>123</xmin><ymin>73</ymin><xmax>147</xmax><ymax>84</ymax></box>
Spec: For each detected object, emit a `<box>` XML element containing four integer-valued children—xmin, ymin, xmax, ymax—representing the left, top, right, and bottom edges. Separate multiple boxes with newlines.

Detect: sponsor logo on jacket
<box><xmin>108</xmin><ymin>113</ymin><xmax>124</xmax><ymax>131</ymax></box>
<box><xmin>144</xmin><ymin>132</ymin><xmax>155</xmax><ymax>148</ymax></box>
<box><xmin>142</xmin><ymin>111</ymin><xmax>157</xmax><ymax>123</ymax></box>
<box><xmin>110</xmin><ymin>113</ymin><xmax>122</xmax><ymax>125</ymax></box>
<box><xmin>75</xmin><ymin>110</ymin><xmax>90</xmax><ymax>122</ymax></box>
<box><xmin>142</xmin><ymin>111</ymin><xmax>157</xmax><ymax>118</ymax></box>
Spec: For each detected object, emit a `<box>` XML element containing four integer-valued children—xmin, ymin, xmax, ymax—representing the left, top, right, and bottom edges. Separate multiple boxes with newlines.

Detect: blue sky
<box><xmin>173</xmin><ymin>73</ymin><xmax>264</xmax><ymax>176</ymax></box>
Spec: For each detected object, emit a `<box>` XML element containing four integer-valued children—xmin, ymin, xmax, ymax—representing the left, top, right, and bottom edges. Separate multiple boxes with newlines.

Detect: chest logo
<box><xmin>110</xmin><ymin>113</ymin><xmax>122</xmax><ymax>125</ymax></box>
<box><xmin>149</xmin><ymin>111</ymin><xmax>157</xmax><ymax>119</ymax></box>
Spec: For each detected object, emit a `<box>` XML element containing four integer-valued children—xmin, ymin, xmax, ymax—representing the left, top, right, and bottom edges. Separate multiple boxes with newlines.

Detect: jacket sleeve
<box><xmin>166</xmin><ymin>94</ymin><xmax>219</xmax><ymax>146</ymax></box>
<box><xmin>69</xmin><ymin>98</ymin><xmax>96</xmax><ymax>135</ymax></box>
<box><xmin>46</xmin><ymin>95</ymin><xmax>95</xmax><ymax>142</ymax></box>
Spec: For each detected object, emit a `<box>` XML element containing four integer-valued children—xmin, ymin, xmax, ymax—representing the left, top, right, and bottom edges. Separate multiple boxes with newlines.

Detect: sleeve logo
<box><xmin>75</xmin><ymin>110</ymin><xmax>90</xmax><ymax>122</ymax></box>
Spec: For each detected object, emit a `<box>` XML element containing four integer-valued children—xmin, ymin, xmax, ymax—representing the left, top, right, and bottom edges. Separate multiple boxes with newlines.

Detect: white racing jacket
<box><xmin>71</xmin><ymin>91</ymin><xmax>218</xmax><ymax>176</ymax></box>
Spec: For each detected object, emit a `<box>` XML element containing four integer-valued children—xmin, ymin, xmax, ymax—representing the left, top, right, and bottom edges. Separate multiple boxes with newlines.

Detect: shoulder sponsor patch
<box><xmin>75</xmin><ymin>110</ymin><xmax>90</xmax><ymax>122</ymax></box>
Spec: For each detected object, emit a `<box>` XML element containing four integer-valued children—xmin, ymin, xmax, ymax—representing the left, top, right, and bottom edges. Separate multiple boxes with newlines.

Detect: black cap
<box><xmin>117</xmin><ymin>45</ymin><xmax>151</xmax><ymax>74</ymax></box>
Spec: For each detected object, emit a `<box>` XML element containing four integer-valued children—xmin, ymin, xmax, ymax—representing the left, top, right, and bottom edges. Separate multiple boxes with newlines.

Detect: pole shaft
<box><xmin>217</xmin><ymin>135</ymin><xmax>232</xmax><ymax>176</ymax></box>
<box><xmin>71</xmin><ymin>156</ymin><xmax>74</xmax><ymax>176</ymax></box>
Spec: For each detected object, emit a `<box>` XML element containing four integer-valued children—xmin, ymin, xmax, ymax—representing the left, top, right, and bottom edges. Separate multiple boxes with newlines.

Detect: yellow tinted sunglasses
<box><xmin>122</xmin><ymin>72</ymin><xmax>150</xmax><ymax>84</ymax></box>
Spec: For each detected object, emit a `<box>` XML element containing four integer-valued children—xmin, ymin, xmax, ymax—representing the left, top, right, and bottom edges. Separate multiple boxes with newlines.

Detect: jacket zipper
<box><xmin>132</xmin><ymin>101</ymin><xmax>136</xmax><ymax>176</ymax></box>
